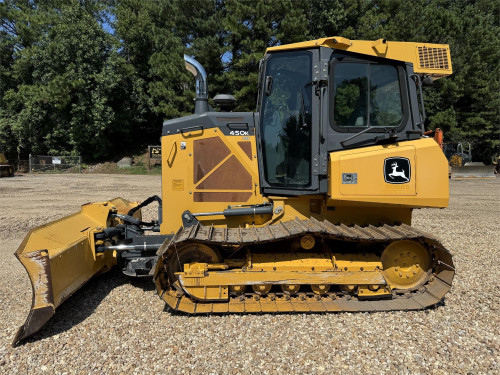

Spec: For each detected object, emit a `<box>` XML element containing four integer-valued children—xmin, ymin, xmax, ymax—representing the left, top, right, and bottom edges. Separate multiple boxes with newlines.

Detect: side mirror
<box><xmin>422</xmin><ymin>76</ymin><xmax>434</xmax><ymax>86</ymax></box>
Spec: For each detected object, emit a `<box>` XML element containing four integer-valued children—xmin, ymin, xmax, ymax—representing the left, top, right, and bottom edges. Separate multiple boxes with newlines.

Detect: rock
<box><xmin>117</xmin><ymin>157</ymin><xmax>133</xmax><ymax>168</ymax></box>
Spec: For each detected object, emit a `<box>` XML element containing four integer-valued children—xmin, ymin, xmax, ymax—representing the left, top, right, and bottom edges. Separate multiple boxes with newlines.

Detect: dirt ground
<box><xmin>0</xmin><ymin>174</ymin><xmax>498</xmax><ymax>374</ymax></box>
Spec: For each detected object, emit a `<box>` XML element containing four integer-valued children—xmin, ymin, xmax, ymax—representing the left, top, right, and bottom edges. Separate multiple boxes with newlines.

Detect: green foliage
<box><xmin>0</xmin><ymin>0</ymin><xmax>131</xmax><ymax>161</ymax></box>
<box><xmin>114</xmin><ymin>0</ymin><xmax>191</xmax><ymax>118</ymax></box>
<box><xmin>335</xmin><ymin>83</ymin><xmax>361</xmax><ymax>124</ymax></box>
<box><xmin>223</xmin><ymin>0</ymin><xmax>309</xmax><ymax>110</ymax></box>
<box><xmin>352</xmin><ymin>0</ymin><xmax>500</xmax><ymax>162</ymax></box>
<box><xmin>0</xmin><ymin>0</ymin><xmax>498</xmax><ymax>163</ymax></box>
<box><xmin>173</xmin><ymin>0</ymin><xmax>227</xmax><ymax>103</ymax></box>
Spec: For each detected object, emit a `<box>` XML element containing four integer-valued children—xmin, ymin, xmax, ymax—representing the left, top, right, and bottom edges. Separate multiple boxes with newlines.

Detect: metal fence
<box><xmin>29</xmin><ymin>154</ymin><xmax>81</xmax><ymax>173</ymax></box>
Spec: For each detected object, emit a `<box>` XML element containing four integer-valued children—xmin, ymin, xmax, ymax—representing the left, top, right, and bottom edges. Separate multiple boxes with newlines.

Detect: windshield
<box><xmin>260</xmin><ymin>51</ymin><xmax>312</xmax><ymax>188</ymax></box>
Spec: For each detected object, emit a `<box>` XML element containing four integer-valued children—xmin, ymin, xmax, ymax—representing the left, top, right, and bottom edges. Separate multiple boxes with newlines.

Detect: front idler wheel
<box><xmin>381</xmin><ymin>240</ymin><xmax>431</xmax><ymax>290</ymax></box>
<box><xmin>166</xmin><ymin>243</ymin><xmax>222</xmax><ymax>282</ymax></box>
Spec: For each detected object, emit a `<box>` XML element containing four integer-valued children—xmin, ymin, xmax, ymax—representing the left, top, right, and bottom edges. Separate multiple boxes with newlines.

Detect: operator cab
<box><xmin>257</xmin><ymin>45</ymin><xmax>425</xmax><ymax>196</ymax></box>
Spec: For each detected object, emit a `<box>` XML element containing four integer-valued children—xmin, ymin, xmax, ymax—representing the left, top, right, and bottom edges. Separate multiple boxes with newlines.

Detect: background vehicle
<box><xmin>444</xmin><ymin>142</ymin><xmax>472</xmax><ymax>167</ymax></box>
<box><xmin>493</xmin><ymin>154</ymin><xmax>500</xmax><ymax>174</ymax></box>
<box><xmin>444</xmin><ymin>142</ymin><xmax>495</xmax><ymax>178</ymax></box>
<box><xmin>0</xmin><ymin>143</ymin><xmax>14</xmax><ymax>177</ymax></box>
<box><xmin>14</xmin><ymin>37</ymin><xmax>455</xmax><ymax>345</ymax></box>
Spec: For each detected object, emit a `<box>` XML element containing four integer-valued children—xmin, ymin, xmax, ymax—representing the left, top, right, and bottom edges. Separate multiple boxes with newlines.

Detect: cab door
<box><xmin>257</xmin><ymin>49</ymin><xmax>325</xmax><ymax>196</ymax></box>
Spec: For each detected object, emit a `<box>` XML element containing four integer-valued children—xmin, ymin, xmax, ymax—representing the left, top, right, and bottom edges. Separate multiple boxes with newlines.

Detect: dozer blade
<box><xmin>451</xmin><ymin>165</ymin><xmax>496</xmax><ymax>179</ymax></box>
<box><xmin>13</xmin><ymin>197</ymin><xmax>138</xmax><ymax>346</ymax></box>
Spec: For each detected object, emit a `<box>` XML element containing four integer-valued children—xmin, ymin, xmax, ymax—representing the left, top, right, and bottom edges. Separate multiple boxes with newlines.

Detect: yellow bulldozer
<box><xmin>443</xmin><ymin>142</ymin><xmax>496</xmax><ymax>179</ymax></box>
<box><xmin>0</xmin><ymin>143</ymin><xmax>14</xmax><ymax>177</ymax></box>
<box><xmin>14</xmin><ymin>37</ymin><xmax>456</xmax><ymax>345</ymax></box>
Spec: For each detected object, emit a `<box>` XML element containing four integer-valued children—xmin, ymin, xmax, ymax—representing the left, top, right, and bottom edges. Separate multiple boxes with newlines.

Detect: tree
<box><xmin>223</xmin><ymin>0</ymin><xmax>309</xmax><ymax>111</ymax></box>
<box><xmin>173</xmin><ymin>0</ymin><xmax>228</xmax><ymax>102</ymax></box>
<box><xmin>0</xmin><ymin>0</ymin><xmax>133</xmax><ymax>161</ymax></box>
<box><xmin>447</xmin><ymin>2</ymin><xmax>500</xmax><ymax>162</ymax></box>
<box><xmin>113</xmin><ymin>0</ymin><xmax>191</xmax><ymax>135</ymax></box>
<box><xmin>354</xmin><ymin>0</ymin><xmax>499</xmax><ymax>162</ymax></box>
<box><xmin>1</xmin><ymin>0</ymin><xmax>498</xmax><ymax>163</ymax></box>
<box><xmin>305</xmin><ymin>0</ymin><xmax>372</xmax><ymax>39</ymax></box>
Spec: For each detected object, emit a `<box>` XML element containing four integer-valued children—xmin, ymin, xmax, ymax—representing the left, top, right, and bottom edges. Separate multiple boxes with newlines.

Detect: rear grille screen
<box><xmin>417</xmin><ymin>46</ymin><xmax>450</xmax><ymax>70</ymax></box>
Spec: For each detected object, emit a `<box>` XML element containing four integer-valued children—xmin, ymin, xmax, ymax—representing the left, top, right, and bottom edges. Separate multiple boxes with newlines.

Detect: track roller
<box><xmin>229</xmin><ymin>285</ymin><xmax>246</xmax><ymax>295</ymax></box>
<box><xmin>281</xmin><ymin>284</ymin><xmax>300</xmax><ymax>294</ymax></box>
<box><xmin>252</xmin><ymin>284</ymin><xmax>271</xmax><ymax>295</ymax></box>
<box><xmin>311</xmin><ymin>284</ymin><xmax>330</xmax><ymax>295</ymax></box>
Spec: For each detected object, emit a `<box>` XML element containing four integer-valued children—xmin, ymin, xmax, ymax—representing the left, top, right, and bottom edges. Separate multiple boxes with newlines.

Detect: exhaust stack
<box><xmin>184</xmin><ymin>55</ymin><xmax>208</xmax><ymax>114</ymax></box>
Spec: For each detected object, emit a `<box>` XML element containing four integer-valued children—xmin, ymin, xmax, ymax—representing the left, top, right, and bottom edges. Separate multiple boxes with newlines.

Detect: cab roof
<box><xmin>266</xmin><ymin>36</ymin><xmax>452</xmax><ymax>79</ymax></box>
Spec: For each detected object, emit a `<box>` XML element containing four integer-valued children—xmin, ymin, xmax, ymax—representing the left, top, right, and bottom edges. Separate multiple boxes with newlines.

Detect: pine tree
<box><xmin>173</xmin><ymin>0</ymin><xmax>228</xmax><ymax>103</ymax></box>
<box><xmin>223</xmin><ymin>0</ymin><xmax>309</xmax><ymax>111</ymax></box>
<box><xmin>1</xmin><ymin>0</ymin><xmax>498</xmax><ymax>163</ymax></box>
<box><xmin>113</xmin><ymin>0</ymin><xmax>191</xmax><ymax>134</ymax></box>
<box><xmin>353</xmin><ymin>0</ymin><xmax>499</xmax><ymax>162</ymax></box>
<box><xmin>0</xmin><ymin>0</ymin><xmax>130</xmax><ymax>161</ymax></box>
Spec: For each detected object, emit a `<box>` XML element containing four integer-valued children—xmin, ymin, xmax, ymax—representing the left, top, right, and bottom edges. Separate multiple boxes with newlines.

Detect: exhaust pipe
<box><xmin>184</xmin><ymin>55</ymin><xmax>208</xmax><ymax>114</ymax></box>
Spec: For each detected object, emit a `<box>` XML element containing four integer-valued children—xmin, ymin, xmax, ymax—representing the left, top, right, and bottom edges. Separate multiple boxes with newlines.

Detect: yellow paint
<box><xmin>0</xmin><ymin>152</ymin><xmax>13</xmax><ymax>177</ymax></box>
<box><xmin>174</xmin><ymin>248</ymin><xmax>394</xmax><ymax>301</ymax></box>
<box><xmin>172</xmin><ymin>179</ymin><xmax>184</xmax><ymax>191</ymax></box>
<box><xmin>159</xmin><ymin>136</ymin><xmax>447</xmax><ymax>231</ymax></box>
<box><xmin>299</xmin><ymin>235</ymin><xmax>315</xmax><ymax>250</ymax></box>
<box><xmin>160</xmin><ymin>129</ymin><xmax>267</xmax><ymax>234</ymax></box>
<box><xmin>358</xmin><ymin>285</ymin><xmax>391</xmax><ymax>298</ymax></box>
<box><xmin>250</xmin><ymin>252</ymin><xmax>334</xmax><ymax>272</ymax></box>
<box><xmin>268</xmin><ymin>196</ymin><xmax>412</xmax><ymax>225</ymax></box>
<box><xmin>381</xmin><ymin>240</ymin><xmax>431</xmax><ymax>289</ymax></box>
<box><xmin>334</xmin><ymin>253</ymin><xmax>382</xmax><ymax>272</ymax></box>
<box><xmin>16</xmin><ymin>198</ymin><xmax>138</xmax><ymax>314</ymax></box>
<box><xmin>450</xmin><ymin>154</ymin><xmax>463</xmax><ymax>167</ymax></box>
<box><xmin>328</xmin><ymin>138</ymin><xmax>449</xmax><ymax>208</ymax></box>
<box><xmin>178</xmin><ymin>263</ymin><xmax>386</xmax><ymax>301</ymax></box>
<box><xmin>267</xmin><ymin>36</ymin><xmax>452</xmax><ymax>79</ymax></box>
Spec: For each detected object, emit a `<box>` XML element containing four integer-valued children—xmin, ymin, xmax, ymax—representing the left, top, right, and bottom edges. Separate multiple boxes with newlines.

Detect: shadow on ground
<box><xmin>17</xmin><ymin>268</ymin><xmax>156</xmax><ymax>346</ymax></box>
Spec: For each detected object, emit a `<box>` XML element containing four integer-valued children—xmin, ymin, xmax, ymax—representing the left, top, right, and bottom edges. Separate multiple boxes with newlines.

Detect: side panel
<box><xmin>328</xmin><ymin>138</ymin><xmax>448</xmax><ymax>207</ymax></box>
<box><xmin>160</xmin><ymin>130</ymin><xmax>266</xmax><ymax>234</ymax></box>
<box><xmin>268</xmin><ymin>196</ymin><xmax>413</xmax><ymax>226</ymax></box>
<box><xmin>338</xmin><ymin>145</ymin><xmax>417</xmax><ymax>196</ymax></box>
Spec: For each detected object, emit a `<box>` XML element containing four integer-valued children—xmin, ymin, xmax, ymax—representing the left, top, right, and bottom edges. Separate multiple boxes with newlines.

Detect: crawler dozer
<box><xmin>443</xmin><ymin>142</ymin><xmax>495</xmax><ymax>179</ymax></box>
<box><xmin>0</xmin><ymin>144</ymin><xmax>14</xmax><ymax>177</ymax></box>
<box><xmin>14</xmin><ymin>37</ymin><xmax>456</xmax><ymax>345</ymax></box>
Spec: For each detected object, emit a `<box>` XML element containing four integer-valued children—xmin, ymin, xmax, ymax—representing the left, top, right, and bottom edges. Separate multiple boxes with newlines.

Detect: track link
<box><xmin>154</xmin><ymin>218</ymin><xmax>455</xmax><ymax>313</ymax></box>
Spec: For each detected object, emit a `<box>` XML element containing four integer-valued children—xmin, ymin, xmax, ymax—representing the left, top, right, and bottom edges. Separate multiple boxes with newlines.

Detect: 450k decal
<box><xmin>229</xmin><ymin>130</ymin><xmax>249</xmax><ymax>136</ymax></box>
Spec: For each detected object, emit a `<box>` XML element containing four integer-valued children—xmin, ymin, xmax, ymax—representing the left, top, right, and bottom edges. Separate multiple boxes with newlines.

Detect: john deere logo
<box><xmin>384</xmin><ymin>157</ymin><xmax>411</xmax><ymax>184</ymax></box>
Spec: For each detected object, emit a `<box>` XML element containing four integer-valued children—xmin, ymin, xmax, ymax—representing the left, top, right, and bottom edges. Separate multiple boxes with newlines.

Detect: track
<box><xmin>154</xmin><ymin>218</ymin><xmax>455</xmax><ymax>313</ymax></box>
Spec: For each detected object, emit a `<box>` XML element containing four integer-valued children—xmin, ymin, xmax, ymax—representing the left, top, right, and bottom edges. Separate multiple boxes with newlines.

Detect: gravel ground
<box><xmin>0</xmin><ymin>174</ymin><xmax>498</xmax><ymax>374</ymax></box>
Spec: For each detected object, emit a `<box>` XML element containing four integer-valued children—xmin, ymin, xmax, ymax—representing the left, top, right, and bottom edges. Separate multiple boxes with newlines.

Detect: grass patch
<box><xmin>82</xmin><ymin>162</ymin><xmax>162</xmax><ymax>175</ymax></box>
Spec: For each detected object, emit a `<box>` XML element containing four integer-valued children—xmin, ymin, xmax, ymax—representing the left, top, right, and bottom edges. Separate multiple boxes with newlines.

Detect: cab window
<box><xmin>260</xmin><ymin>51</ymin><xmax>312</xmax><ymax>188</ymax></box>
<box><xmin>333</xmin><ymin>63</ymin><xmax>403</xmax><ymax>128</ymax></box>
